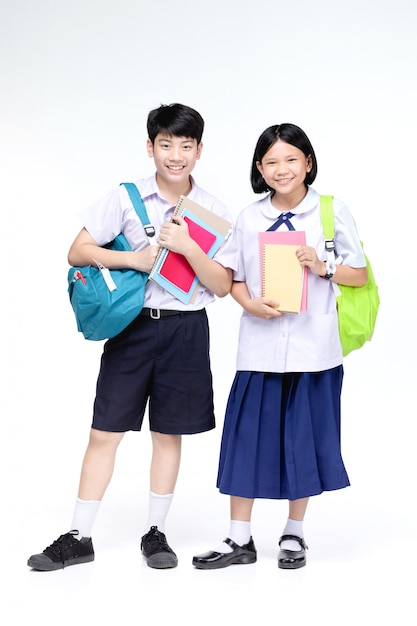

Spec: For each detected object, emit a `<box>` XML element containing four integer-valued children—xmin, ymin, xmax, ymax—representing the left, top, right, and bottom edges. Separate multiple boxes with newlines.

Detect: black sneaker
<box><xmin>27</xmin><ymin>530</ymin><xmax>94</xmax><ymax>571</ymax></box>
<box><xmin>141</xmin><ymin>525</ymin><xmax>178</xmax><ymax>569</ymax></box>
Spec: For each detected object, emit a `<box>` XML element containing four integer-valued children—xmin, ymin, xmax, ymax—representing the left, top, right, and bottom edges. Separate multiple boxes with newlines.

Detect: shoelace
<box><xmin>45</xmin><ymin>530</ymin><xmax>80</xmax><ymax>565</ymax></box>
<box><xmin>144</xmin><ymin>526</ymin><xmax>171</xmax><ymax>552</ymax></box>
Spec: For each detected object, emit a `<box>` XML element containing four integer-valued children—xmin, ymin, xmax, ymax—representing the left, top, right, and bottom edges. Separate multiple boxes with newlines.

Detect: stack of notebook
<box><xmin>150</xmin><ymin>195</ymin><xmax>232</xmax><ymax>304</ymax></box>
<box><xmin>259</xmin><ymin>230</ymin><xmax>308</xmax><ymax>313</ymax></box>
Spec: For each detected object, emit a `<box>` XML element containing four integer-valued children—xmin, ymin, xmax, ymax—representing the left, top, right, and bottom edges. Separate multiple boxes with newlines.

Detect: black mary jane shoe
<box><xmin>192</xmin><ymin>537</ymin><xmax>257</xmax><ymax>570</ymax></box>
<box><xmin>278</xmin><ymin>534</ymin><xmax>308</xmax><ymax>569</ymax></box>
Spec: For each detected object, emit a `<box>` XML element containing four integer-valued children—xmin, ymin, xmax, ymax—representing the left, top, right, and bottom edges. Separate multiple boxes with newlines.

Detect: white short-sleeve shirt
<box><xmin>79</xmin><ymin>175</ymin><xmax>238</xmax><ymax>311</ymax></box>
<box><xmin>234</xmin><ymin>187</ymin><xmax>366</xmax><ymax>373</ymax></box>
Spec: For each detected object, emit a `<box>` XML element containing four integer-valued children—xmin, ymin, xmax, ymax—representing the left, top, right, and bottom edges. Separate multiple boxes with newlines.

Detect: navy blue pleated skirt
<box><xmin>216</xmin><ymin>366</ymin><xmax>350</xmax><ymax>500</ymax></box>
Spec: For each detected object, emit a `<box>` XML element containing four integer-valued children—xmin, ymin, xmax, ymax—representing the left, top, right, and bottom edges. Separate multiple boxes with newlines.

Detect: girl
<box><xmin>192</xmin><ymin>123</ymin><xmax>367</xmax><ymax>570</ymax></box>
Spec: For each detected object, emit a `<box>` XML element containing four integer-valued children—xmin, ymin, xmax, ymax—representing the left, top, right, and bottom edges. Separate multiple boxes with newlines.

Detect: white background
<box><xmin>1</xmin><ymin>0</ymin><xmax>415</xmax><ymax>624</ymax></box>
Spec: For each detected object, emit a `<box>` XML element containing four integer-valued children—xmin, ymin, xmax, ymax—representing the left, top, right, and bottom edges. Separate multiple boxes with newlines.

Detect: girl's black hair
<box><xmin>147</xmin><ymin>103</ymin><xmax>204</xmax><ymax>144</ymax></box>
<box><xmin>250</xmin><ymin>123</ymin><xmax>318</xmax><ymax>193</ymax></box>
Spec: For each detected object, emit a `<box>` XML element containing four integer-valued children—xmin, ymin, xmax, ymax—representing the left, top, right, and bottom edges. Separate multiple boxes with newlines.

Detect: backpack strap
<box><xmin>319</xmin><ymin>195</ymin><xmax>335</xmax><ymax>254</ymax></box>
<box><xmin>319</xmin><ymin>195</ymin><xmax>337</xmax><ymax>279</ymax></box>
<box><xmin>120</xmin><ymin>182</ymin><xmax>155</xmax><ymax>239</ymax></box>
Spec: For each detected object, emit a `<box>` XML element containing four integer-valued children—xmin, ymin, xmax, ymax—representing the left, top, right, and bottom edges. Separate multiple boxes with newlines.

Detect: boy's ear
<box><xmin>196</xmin><ymin>141</ymin><xmax>203</xmax><ymax>159</ymax></box>
<box><xmin>147</xmin><ymin>138</ymin><xmax>154</xmax><ymax>157</ymax></box>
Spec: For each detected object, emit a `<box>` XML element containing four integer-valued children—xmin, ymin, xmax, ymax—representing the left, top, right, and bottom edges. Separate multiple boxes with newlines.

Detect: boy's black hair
<box><xmin>147</xmin><ymin>103</ymin><xmax>204</xmax><ymax>145</ymax></box>
<box><xmin>250</xmin><ymin>123</ymin><xmax>318</xmax><ymax>193</ymax></box>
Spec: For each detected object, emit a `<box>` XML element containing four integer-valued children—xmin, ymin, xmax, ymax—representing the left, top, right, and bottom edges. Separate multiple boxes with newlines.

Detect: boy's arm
<box><xmin>184</xmin><ymin>240</ymin><xmax>233</xmax><ymax>297</ymax></box>
<box><xmin>189</xmin><ymin>255</ymin><xmax>233</xmax><ymax>298</ymax></box>
<box><xmin>68</xmin><ymin>227</ymin><xmax>159</xmax><ymax>274</ymax></box>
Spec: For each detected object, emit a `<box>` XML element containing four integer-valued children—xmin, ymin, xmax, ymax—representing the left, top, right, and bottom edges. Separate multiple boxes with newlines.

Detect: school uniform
<box><xmin>217</xmin><ymin>187</ymin><xmax>365</xmax><ymax>500</ymax></box>
<box><xmin>79</xmin><ymin>175</ymin><xmax>238</xmax><ymax>435</ymax></box>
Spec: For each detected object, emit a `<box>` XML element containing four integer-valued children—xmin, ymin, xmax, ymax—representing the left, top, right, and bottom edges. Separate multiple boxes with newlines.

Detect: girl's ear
<box><xmin>306</xmin><ymin>155</ymin><xmax>312</xmax><ymax>171</ymax></box>
<box><xmin>256</xmin><ymin>160</ymin><xmax>263</xmax><ymax>176</ymax></box>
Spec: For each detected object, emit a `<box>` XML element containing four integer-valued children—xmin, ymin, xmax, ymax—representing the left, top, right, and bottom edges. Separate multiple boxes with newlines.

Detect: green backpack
<box><xmin>319</xmin><ymin>195</ymin><xmax>380</xmax><ymax>357</ymax></box>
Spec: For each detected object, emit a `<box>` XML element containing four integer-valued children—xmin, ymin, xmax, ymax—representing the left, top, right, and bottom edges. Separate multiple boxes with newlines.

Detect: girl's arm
<box><xmin>296</xmin><ymin>246</ymin><xmax>368</xmax><ymax>287</ymax></box>
<box><xmin>231</xmin><ymin>281</ymin><xmax>282</xmax><ymax>320</ymax></box>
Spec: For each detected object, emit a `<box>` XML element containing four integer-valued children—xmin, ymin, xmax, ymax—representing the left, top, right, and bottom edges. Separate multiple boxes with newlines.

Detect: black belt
<box><xmin>140</xmin><ymin>308</ymin><xmax>183</xmax><ymax>319</ymax></box>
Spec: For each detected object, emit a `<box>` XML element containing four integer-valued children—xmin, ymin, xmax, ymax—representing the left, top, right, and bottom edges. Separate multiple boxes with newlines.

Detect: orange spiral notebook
<box><xmin>259</xmin><ymin>231</ymin><xmax>308</xmax><ymax>313</ymax></box>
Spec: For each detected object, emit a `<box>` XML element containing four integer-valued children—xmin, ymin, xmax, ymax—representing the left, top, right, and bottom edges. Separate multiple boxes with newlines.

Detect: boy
<box><xmin>27</xmin><ymin>103</ymin><xmax>237</xmax><ymax>571</ymax></box>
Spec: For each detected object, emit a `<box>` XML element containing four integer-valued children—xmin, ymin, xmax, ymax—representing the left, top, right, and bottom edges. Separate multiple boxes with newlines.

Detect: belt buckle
<box><xmin>150</xmin><ymin>308</ymin><xmax>161</xmax><ymax>319</ymax></box>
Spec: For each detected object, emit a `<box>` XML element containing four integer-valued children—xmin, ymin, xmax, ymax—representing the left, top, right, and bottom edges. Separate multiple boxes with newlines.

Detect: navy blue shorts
<box><xmin>91</xmin><ymin>309</ymin><xmax>215</xmax><ymax>435</ymax></box>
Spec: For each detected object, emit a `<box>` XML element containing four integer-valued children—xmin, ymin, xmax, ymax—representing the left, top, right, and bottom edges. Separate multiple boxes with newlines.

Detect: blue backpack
<box><xmin>67</xmin><ymin>183</ymin><xmax>154</xmax><ymax>341</ymax></box>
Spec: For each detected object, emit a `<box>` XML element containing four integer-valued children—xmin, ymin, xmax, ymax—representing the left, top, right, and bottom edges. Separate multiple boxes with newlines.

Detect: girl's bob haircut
<box><xmin>250</xmin><ymin>123</ymin><xmax>318</xmax><ymax>193</ymax></box>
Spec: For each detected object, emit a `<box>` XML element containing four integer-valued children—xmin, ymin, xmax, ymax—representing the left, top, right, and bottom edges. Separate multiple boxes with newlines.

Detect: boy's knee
<box><xmin>89</xmin><ymin>428</ymin><xmax>124</xmax><ymax>448</ymax></box>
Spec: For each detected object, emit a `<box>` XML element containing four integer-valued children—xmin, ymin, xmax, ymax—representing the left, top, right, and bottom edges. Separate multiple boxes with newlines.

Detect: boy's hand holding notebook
<box><xmin>150</xmin><ymin>195</ymin><xmax>232</xmax><ymax>303</ymax></box>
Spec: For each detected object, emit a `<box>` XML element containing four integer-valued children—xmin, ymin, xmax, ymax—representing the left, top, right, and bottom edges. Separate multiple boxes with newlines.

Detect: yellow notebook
<box><xmin>259</xmin><ymin>230</ymin><xmax>307</xmax><ymax>314</ymax></box>
<box><xmin>262</xmin><ymin>244</ymin><xmax>304</xmax><ymax>313</ymax></box>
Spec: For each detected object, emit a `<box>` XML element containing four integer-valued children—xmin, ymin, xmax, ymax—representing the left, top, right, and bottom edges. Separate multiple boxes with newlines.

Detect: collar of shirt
<box><xmin>139</xmin><ymin>173</ymin><xmax>197</xmax><ymax>207</ymax></box>
<box><xmin>260</xmin><ymin>186</ymin><xmax>320</xmax><ymax>222</ymax></box>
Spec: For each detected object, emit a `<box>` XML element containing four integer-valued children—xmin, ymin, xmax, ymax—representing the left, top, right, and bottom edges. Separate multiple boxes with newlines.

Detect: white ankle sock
<box><xmin>280</xmin><ymin>518</ymin><xmax>304</xmax><ymax>551</ymax></box>
<box><xmin>70</xmin><ymin>497</ymin><xmax>101</xmax><ymax>539</ymax></box>
<box><xmin>215</xmin><ymin>520</ymin><xmax>251</xmax><ymax>554</ymax></box>
<box><xmin>144</xmin><ymin>491</ymin><xmax>174</xmax><ymax>534</ymax></box>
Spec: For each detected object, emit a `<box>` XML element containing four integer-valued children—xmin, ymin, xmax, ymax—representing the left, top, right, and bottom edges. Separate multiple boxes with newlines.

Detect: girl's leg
<box><xmin>278</xmin><ymin>497</ymin><xmax>309</xmax><ymax>569</ymax></box>
<box><xmin>230</xmin><ymin>495</ymin><xmax>255</xmax><ymax>521</ymax></box>
<box><xmin>192</xmin><ymin>495</ymin><xmax>257</xmax><ymax>568</ymax></box>
<box><xmin>214</xmin><ymin>496</ymin><xmax>255</xmax><ymax>553</ymax></box>
<box><xmin>288</xmin><ymin>497</ymin><xmax>309</xmax><ymax>522</ymax></box>
<box><xmin>280</xmin><ymin>497</ymin><xmax>309</xmax><ymax>549</ymax></box>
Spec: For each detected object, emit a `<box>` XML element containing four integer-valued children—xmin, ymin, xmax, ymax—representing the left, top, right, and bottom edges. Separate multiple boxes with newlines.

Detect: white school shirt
<box><xmin>79</xmin><ymin>175</ymin><xmax>238</xmax><ymax>311</ymax></box>
<box><xmin>234</xmin><ymin>186</ymin><xmax>366</xmax><ymax>373</ymax></box>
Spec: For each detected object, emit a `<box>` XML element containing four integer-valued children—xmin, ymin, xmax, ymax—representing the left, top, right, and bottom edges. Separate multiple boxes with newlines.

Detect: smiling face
<box><xmin>256</xmin><ymin>139</ymin><xmax>312</xmax><ymax>205</ymax></box>
<box><xmin>147</xmin><ymin>133</ymin><xmax>202</xmax><ymax>195</ymax></box>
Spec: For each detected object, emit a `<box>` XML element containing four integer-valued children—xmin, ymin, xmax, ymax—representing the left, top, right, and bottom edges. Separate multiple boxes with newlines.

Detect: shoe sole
<box><xmin>278</xmin><ymin>559</ymin><xmax>306</xmax><ymax>570</ymax></box>
<box><xmin>193</xmin><ymin>555</ymin><xmax>257</xmax><ymax>570</ymax></box>
<box><xmin>144</xmin><ymin>554</ymin><xmax>178</xmax><ymax>569</ymax></box>
<box><xmin>27</xmin><ymin>554</ymin><xmax>94</xmax><ymax>571</ymax></box>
